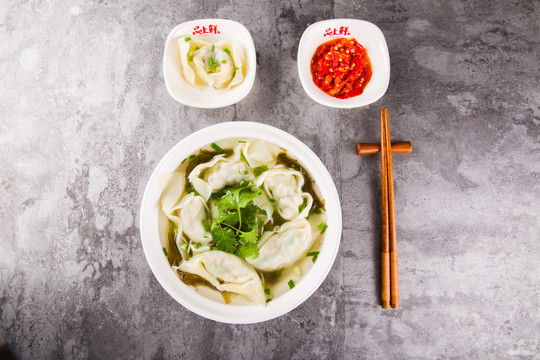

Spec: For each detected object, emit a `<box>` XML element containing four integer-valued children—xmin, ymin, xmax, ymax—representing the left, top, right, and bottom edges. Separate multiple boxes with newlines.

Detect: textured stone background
<box><xmin>1</xmin><ymin>0</ymin><xmax>539</xmax><ymax>359</ymax></box>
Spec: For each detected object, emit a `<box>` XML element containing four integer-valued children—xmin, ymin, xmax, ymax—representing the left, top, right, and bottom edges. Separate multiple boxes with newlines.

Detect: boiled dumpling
<box><xmin>175</xmin><ymin>193</ymin><xmax>212</xmax><ymax>244</ymax></box>
<box><xmin>255</xmin><ymin>166</ymin><xmax>313</xmax><ymax>220</ymax></box>
<box><xmin>233</xmin><ymin>140</ymin><xmax>280</xmax><ymax>168</ymax></box>
<box><xmin>178</xmin><ymin>37</ymin><xmax>246</xmax><ymax>90</ymax></box>
<box><xmin>192</xmin><ymin>45</ymin><xmax>234</xmax><ymax>88</ymax></box>
<box><xmin>159</xmin><ymin>171</ymin><xmax>185</xmax><ymax>222</ymax></box>
<box><xmin>178</xmin><ymin>250</ymin><xmax>266</xmax><ymax>306</ymax></box>
<box><xmin>188</xmin><ymin>154</ymin><xmax>253</xmax><ymax>200</ymax></box>
<box><xmin>247</xmin><ymin>218</ymin><xmax>313</xmax><ymax>271</ymax></box>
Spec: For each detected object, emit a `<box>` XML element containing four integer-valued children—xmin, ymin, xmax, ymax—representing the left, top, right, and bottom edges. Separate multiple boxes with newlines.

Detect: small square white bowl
<box><xmin>163</xmin><ymin>19</ymin><xmax>257</xmax><ymax>109</ymax></box>
<box><xmin>297</xmin><ymin>19</ymin><xmax>390</xmax><ymax>108</ymax></box>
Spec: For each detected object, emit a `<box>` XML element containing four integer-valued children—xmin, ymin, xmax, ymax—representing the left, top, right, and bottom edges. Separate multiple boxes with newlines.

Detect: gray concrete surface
<box><xmin>1</xmin><ymin>0</ymin><xmax>539</xmax><ymax>359</ymax></box>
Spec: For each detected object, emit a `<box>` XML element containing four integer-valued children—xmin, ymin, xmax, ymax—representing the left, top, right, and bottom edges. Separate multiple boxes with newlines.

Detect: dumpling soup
<box><xmin>159</xmin><ymin>139</ymin><xmax>327</xmax><ymax>306</ymax></box>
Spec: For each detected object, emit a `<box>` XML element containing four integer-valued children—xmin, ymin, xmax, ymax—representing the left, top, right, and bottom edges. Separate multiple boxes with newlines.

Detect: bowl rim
<box><xmin>163</xmin><ymin>18</ymin><xmax>257</xmax><ymax>109</ymax></box>
<box><xmin>140</xmin><ymin>122</ymin><xmax>342</xmax><ymax>324</ymax></box>
<box><xmin>297</xmin><ymin>18</ymin><xmax>390</xmax><ymax>108</ymax></box>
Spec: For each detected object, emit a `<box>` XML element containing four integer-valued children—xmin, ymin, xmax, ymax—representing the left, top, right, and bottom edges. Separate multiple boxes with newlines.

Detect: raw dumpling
<box><xmin>255</xmin><ymin>166</ymin><xmax>313</xmax><ymax>220</ymax></box>
<box><xmin>247</xmin><ymin>218</ymin><xmax>313</xmax><ymax>271</ymax></box>
<box><xmin>178</xmin><ymin>250</ymin><xmax>266</xmax><ymax>306</ymax></box>
<box><xmin>188</xmin><ymin>154</ymin><xmax>253</xmax><ymax>200</ymax></box>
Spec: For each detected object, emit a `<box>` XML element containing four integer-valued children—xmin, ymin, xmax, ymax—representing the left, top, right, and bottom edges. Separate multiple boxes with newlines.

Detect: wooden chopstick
<box><xmin>380</xmin><ymin>109</ymin><xmax>390</xmax><ymax>309</ymax></box>
<box><xmin>383</xmin><ymin>108</ymin><xmax>400</xmax><ymax>309</ymax></box>
<box><xmin>356</xmin><ymin>141</ymin><xmax>412</xmax><ymax>156</ymax></box>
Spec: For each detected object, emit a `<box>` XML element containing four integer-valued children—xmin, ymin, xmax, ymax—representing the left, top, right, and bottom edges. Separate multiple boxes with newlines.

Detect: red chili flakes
<box><xmin>310</xmin><ymin>38</ymin><xmax>372</xmax><ymax>99</ymax></box>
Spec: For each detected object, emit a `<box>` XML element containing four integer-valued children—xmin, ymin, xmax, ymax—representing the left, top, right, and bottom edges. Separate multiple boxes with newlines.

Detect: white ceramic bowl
<box><xmin>163</xmin><ymin>19</ymin><xmax>257</xmax><ymax>108</ymax></box>
<box><xmin>140</xmin><ymin>122</ymin><xmax>342</xmax><ymax>324</ymax></box>
<box><xmin>297</xmin><ymin>19</ymin><xmax>390</xmax><ymax>108</ymax></box>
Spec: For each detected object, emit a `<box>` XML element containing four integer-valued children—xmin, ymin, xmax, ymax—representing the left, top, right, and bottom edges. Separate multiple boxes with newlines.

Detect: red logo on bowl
<box><xmin>192</xmin><ymin>25</ymin><xmax>221</xmax><ymax>35</ymax></box>
<box><xmin>323</xmin><ymin>26</ymin><xmax>350</xmax><ymax>37</ymax></box>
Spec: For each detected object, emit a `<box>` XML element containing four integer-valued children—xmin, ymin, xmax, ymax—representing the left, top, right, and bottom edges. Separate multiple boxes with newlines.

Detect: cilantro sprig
<box><xmin>210</xmin><ymin>182</ymin><xmax>265</xmax><ymax>260</ymax></box>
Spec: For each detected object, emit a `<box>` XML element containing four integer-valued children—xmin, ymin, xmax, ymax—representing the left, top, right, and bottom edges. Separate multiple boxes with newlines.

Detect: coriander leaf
<box><xmin>218</xmin><ymin>210</ymin><xmax>240</xmax><ymax>227</ymax></box>
<box><xmin>201</xmin><ymin>219</ymin><xmax>211</xmax><ymax>232</ymax></box>
<box><xmin>239</xmin><ymin>227</ymin><xmax>258</xmax><ymax>245</ymax></box>
<box><xmin>237</xmin><ymin>188</ymin><xmax>259</xmax><ymax>208</ymax></box>
<box><xmin>236</xmin><ymin>243</ymin><xmax>259</xmax><ymax>260</ymax></box>
<box><xmin>211</xmin><ymin>225</ymin><xmax>238</xmax><ymax>254</ymax></box>
<box><xmin>240</xmin><ymin>203</ymin><xmax>259</xmax><ymax>229</ymax></box>
<box><xmin>214</xmin><ymin>191</ymin><xmax>237</xmax><ymax>209</ymax></box>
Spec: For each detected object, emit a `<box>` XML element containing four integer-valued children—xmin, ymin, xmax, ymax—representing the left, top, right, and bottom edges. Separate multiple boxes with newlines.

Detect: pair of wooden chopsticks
<box><xmin>380</xmin><ymin>108</ymin><xmax>399</xmax><ymax>309</ymax></box>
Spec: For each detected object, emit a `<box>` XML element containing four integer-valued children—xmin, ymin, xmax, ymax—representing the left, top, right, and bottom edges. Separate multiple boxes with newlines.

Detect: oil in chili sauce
<box><xmin>310</xmin><ymin>38</ymin><xmax>372</xmax><ymax>99</ymax></box>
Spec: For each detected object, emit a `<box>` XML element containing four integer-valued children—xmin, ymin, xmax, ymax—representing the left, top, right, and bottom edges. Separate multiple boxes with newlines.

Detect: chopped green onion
<box><xmin>317</xmin><ymin>223</ymin><xmax>328</xmax><ymax>232</ymax></box>
<box><xmin>181</xmin><ymin>158</ymin><xmax>187</xmax><ymax>164</ymax></box>
<box><xmin>187</xmin><ymin>51</ymin><xmax>194</xmax><ymax>61</ymax></box>
<box><xmin>184</xmin><ymin>37</ymin><xmax>191</xmax><ymax>42</ymax></box>
<box><xmin>235</xmin><ymin>66</ymin><xmax>239</xmax><ymax>70</ymax></box>
<box><xmin>168</xmin><ymin>219</ymin><xmax>178</xmax><ymax>233</ymax></box>
<box><xmin>189</xmin><ymin>154</ymin><xmax>196</xmax><ymax>159</ymax></box>
<box><xmin>259</xmin><ymin>209</ymin><xmax>267</xmax><ymax>215</ymax></box>
<box><xmin>208</xmin><ymin>56</ymin><xmax>216</xmax><ymax>72</ymax></box>
<box><xmin>244</xmin><ymin>170</ymin><xmax>249</xmax><ymax>175</ymax></box>
<box><xmin>238</xmin><ymin>140</ymin><xmax>246</xmax><ymax>143</ymax></box>
<box><xmin>195</xmin><ymin>242</ymin><xmax>202</xmax><ymax>249</ymax></box>
<box><xmin>259</xmin><ymin>184</ymin><xmax>264</xmax><ymax>189</ymax></box>
<box><xmin>306</xmin><ymin>251</ymin><xmax>320</xmax><ymax>263</ymax></box>
<box><xmin>266</xmin><ymin>298</ymin><xmax>272</xmax><ymax>303</ymax></box>
<box><xmin>311</xmin><ymin>179</ymin><xmax>316</xmax><ymax>184</ymax></box>
<box><xmin>224</xmin><ymin>48</ymin><xmax>231</xmax><ymax>54</ymax></box>
<box><xmin>253</xmin><ymin>165</ymin><xmax>268</xmax><ymax>177</ymax></box>
<box><xmin>240</xmin><ymin>151</ymin><xmax>250</xmax><ymax>167</ymax></box>
<box><xmin>269</xmin><ymin>198</ymin><xmax>275</xmax><ymax>203</ymax></box>
<box><xmin>221</xmin><ymin>60</ymin><xmax>226</xmax><ymax>64</ymax></box>
<box><xmin>211</xmin><ymin>142</ymin><xmax>222</xmax><ymax>153</ymax></box>
<box><xmin>211</xmin><ymin>44</ymin><xmax>215</xmax><ymax>51</ymax></box>
<box><xmin>288</xmin><ymin>279</ymin><xmax>295</xmax><ymax>289</ymax></box>
<box><xmin>195</xmin><ymin>46</ymin><xmax>200</xmax><ymax>50</ymax></box>
<box><xmin>264</xmin><ymin>288</ymin><xmax>270</xmax><ymax>295</ymax></box>
<box><xmin>162</xmin><ymin>247</ymin><xmax>168</xmax><ymax>257</ymax></box>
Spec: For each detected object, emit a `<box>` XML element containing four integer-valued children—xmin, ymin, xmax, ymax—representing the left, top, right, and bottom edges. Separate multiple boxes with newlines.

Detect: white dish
<box><xmin>140</xmin><ymin>122</ymin><xmax>342</xmax><ymax>324</ymax></box>
<box><xmin>297</xmin><ymin>19</ymin><xmax>390</xmax><ymax>108</ymax></box>
<box><xmin>163</xmin><ymin>19</ymin><xmax>256</xmax><ymax>108</ymax></box>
